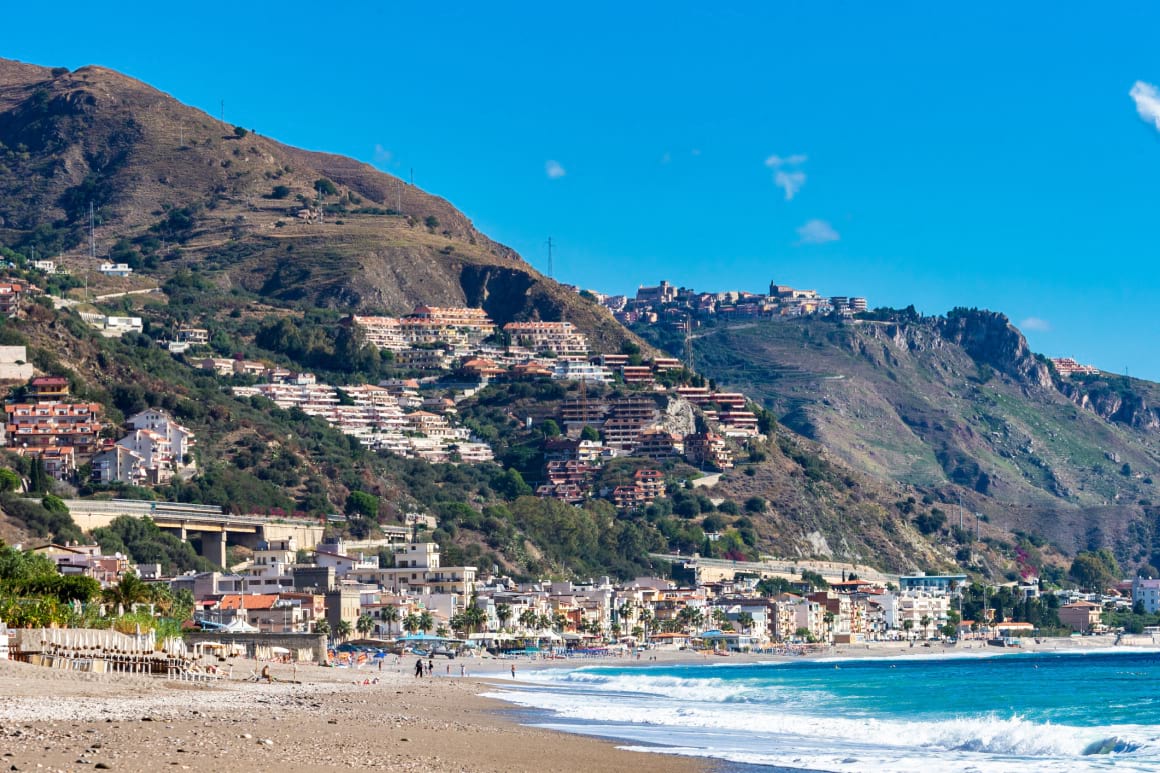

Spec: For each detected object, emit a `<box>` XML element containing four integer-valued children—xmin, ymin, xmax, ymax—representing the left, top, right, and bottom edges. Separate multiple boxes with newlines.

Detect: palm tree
<box><xmin>552</xmin><ymin>612</ymin><xmax>568</xmax><ymax>632</ymax></box>
<box><xmin>335</xmin><ymin>619</ymin><xmax>352</xmax><ymax>641</ymax></box>
<box><xmin>736</xmin><ymin>611</ymin><xmax>754</xmax><ymax>635</ymax></box>
<box><xmin>902</xmin><ymin>619</ymin><xmax>914</xmax><ymax>640</ymax></box>
<box><xmin>101</xmin><ymin>572</ymin><xmax>150</xmax><ymax>611</ymax></box>
<box><xmin>403</xmin><ymin>613</ymin><xmax>421</xmax><ymax>634</ymax></box>
<box><xmin>436</xmin><ymin>625</ymin><xmax>450</xmax><ymax>638</ymax></box>
<box><xmin>315</xmin><ymin>619</ymin><xmax>331</xmax><ymax>637</ymax></box>
<box><xmin>920</xmin><ymin>614</ymin><xmax>932</xmax><ymax>640</ymax></box>
<box><xmin>496</xmin><ymin>604</ymin><xmax>512</xmax><ymax>631</ymax></box>
<box><xmin>418</xmin><ymin>611</ymin><xmax>434</xmax><ymax>634</ymax></box>
<box><xmin>712</xmin><ymin>608</ymin><xmax>728</xmax><ymax>628</ymax></box>
<box><xmin>638</xmin><ymin>608</ymin><xmax>653</xmax><ymax>640</ymax></box>
<box><xmin>537</xmin><ymin>613</ymin><xmax>553</xmax><ymax>631</ymax></box>
<box><xmin>461</xmin><ymin>605</ymin><xmax>485</xmax><ymax>634</ymax></box>
<box><xmin>616</xmin><ymin>601</ymin><xmax>634</xmax><ymax>627</ymax></box>
<box><xmin>518</xmin><ymin>609</ymin><xmax>538</xmax><ymax>632</ymax></box>
<box><xmin>379</xmin><ymin>606</ymin><xmax>400</xmax><ymax>636</ymax></box>
<box><xmin>356</xmin><ymin>613</ymin><xmax>374</xmax><ymax>637</ymax></box>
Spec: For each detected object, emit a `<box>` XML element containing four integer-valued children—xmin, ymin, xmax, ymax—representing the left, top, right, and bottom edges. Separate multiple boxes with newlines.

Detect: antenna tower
<box><xmin>88</xmin><ymin>203</ymin><xmax>95</xmax><ymax>260</ymax></box>
<box><xmin>547</xmin><ymin>236</ymin><xmax>554</xmax><ymax>277</ymax></box>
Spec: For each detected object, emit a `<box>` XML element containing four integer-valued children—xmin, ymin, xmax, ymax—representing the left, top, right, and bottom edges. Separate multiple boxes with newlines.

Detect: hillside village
<box><xmin>0</xmin><ymin>264</ymin><xmax>1137</xmax><ymax>660</ymax></box>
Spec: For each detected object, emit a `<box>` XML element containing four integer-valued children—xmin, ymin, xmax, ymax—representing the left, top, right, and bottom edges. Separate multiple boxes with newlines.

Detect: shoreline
<box><xmin>0</xmin><ymin>657</ymin><xmax>711</xmax><ymax>773</ymax></box>
<box><xmin>0</xmin><ymin>635</ymin><xmax>1152</xmax><ymax>772</ymax></box>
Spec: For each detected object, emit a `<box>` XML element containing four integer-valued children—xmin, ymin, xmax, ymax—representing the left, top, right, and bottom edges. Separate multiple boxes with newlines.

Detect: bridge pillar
<box><xmin>199</xmin><ymin>531</ymin><xmax>227</xmax><ymax>568</ymax></box>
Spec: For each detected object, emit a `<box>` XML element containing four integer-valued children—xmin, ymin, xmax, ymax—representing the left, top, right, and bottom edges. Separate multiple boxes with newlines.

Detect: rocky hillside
<box><xmin>637</xmin><ymin>309</ymin><xmax>1160</xmax><ymax>572</ymax></box>
<box><xmin>0</xmin><ymin>58</ymin><xmax>633</xmax><ymax>351</ymax></box>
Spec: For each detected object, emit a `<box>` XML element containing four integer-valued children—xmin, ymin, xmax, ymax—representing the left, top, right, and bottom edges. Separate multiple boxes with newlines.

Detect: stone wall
<box><xmin>183</xmin><ymin>631</ymin><xmax>328</xmax><ymax>664</ymax></box>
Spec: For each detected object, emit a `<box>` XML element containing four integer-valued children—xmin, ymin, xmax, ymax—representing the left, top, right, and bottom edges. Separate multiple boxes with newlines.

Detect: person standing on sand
<box><xmin>415</xmin><ymin>658</ymin><xmax>424</xmax><ymax>678</ymax></box>
<box><xmin>511</xmin><ymin>663</ymin><xmax>516</xmax><ymax>678</ymax></box>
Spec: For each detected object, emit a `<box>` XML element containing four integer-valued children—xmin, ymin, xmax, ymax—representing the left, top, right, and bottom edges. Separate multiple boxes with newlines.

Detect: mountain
<box><xmin>0</xmin><ymin>57</ymin><xmax>1134</xmax><ymax>583</ymax></box>
<box><xmin>636</xmin><ymin>309</ymin><xmax>1160</xmax><ymax>573</ymax></box>
<box><xmin>0</xmin><ymin>58</ymin><xmax>632</xmax><ymax>352</ymax></box>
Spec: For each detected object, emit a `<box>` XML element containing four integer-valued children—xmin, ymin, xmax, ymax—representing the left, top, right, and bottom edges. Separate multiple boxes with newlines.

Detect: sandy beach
<box><xmin>0</xmin><ymin>634</ymin><xmax>1149</xmax><ymax>773</ymax></box>
<box><xmin>0</xmin><ymin>655</ymin><xmax>710</xmax><ymax>773</ymax></box>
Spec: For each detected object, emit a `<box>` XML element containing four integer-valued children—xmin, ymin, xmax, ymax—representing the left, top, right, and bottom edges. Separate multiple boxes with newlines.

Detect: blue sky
<box><xmin>4</xmin><ymin>3</ymin><xmax>1159</xmax><ymax>379</ymax></box>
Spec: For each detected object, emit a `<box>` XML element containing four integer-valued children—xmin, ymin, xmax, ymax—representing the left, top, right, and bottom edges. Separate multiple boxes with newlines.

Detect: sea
<box><xmin>482</xmin><ymin>649</ymin><xmax>1160</xmax><ymax>772</ymax></box>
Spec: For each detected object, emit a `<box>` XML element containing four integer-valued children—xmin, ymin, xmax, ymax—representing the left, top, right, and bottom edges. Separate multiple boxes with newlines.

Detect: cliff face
<box><xmin>1059</xmin><ymin>381</ymin><xmax>1160</xmax><ymax>431</ymax></box>
<box><xmin>637</xmin><ymin>313</ymin><xmax>1160</xmax><ymax>570</ymax></box>
<box><xmin>0</xmin><ymin>58</ymin><xmax>638</xmax><ymax>350</ymax></box>
<box><xmin>939</xmin><ymin>309</ymin><xmax>1053</xmax><ymax>388</ymax></box>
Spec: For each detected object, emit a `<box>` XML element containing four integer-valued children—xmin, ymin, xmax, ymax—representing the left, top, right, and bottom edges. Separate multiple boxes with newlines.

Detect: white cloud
<box><xmin>1020</xmin><ymin>317</ymin><xmax>1052</xmax><ymax>332</ymax></box>
<box><xmin>373</xmin><ymin>144</ymin><xmax>393</xmax><ymax>164</ymax></box>
<box><xmin>765</xmin><ymin>152</ymin><xmax>808</xmax><ymax>200</ymax></box>
<box><xmin>795</xmin><ymin>219</ymin><xmax>840</xmax><ymax>245</ymax></box>
<box><xmin>1130</xmin><ymin>81</ymin><xmax>1160</xmax><ymax>131</ymax></box>
<box><xmin>764</xmin><ymin>153</ymin><xmax>808</xmax><ymax>167</ymax></box>
<box><xmin>774</xmin><ymin>170</ymin><xmax>807</xmax><ymax>201</ymax></box>
<box><xmin>545</xmin><ymin>160</ymin><xmax>566</xmax><ymax>179</ymax></box>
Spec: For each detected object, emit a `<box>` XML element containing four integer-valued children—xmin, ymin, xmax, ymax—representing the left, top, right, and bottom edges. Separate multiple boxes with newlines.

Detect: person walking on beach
<box><xmin>511</xmin><ymin>663</ymin><xmax>516</xmax><ymax>679</ymax></box>
<box><xmin>414</xmin><ymin>658</ymin><xmax>424</xmax><ymax>678</ymax></box>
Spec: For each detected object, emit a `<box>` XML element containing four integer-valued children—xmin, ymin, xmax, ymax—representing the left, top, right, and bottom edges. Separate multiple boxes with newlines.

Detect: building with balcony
<box><xmin>4</xmin><ymin>402</ymin><xmax>102</xmax><ymax>451</ymax></box>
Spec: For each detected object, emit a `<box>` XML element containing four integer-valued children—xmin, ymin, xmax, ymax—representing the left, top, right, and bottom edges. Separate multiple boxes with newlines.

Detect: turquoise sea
<box><xmin>483</xmin><ymin>649</ymin><xmax>1160</xmax><ymax>772</ymax></box>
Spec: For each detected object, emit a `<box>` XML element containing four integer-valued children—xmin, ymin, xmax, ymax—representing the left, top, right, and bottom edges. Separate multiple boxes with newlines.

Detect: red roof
<box><xmin>217</xmin><ymin>594</ymin><xmax>279</xmax><ymax>610</ymax></box>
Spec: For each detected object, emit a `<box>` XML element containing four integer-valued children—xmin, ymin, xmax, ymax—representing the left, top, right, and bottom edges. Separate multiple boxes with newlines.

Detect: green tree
<box><xmin>580</xmin><ymin>425</ymin><xmax>600</xmax><ymax>442</ymax></box>
<box><xmin>356</xmin><ymin>613</ymin><xmax>374</xmax><ymax>636</ymax></box>
<box><xmin>314</xmin><ymin>178</ymin><xmax>338</xmax><ymax>197</ymax></box>
<box><xmin>101</xmin><ymin>572</ymin><xmax>150</xmax><ymax>609</ymax></box>
<box><xmin>315</xmin><ymin>619</ymin><xmax>331</xmax><ymax>637</ymax></box>
<box><xmin>335</xmin><ymin>619</ymin><xmax>353</xmax><ymax>641</ymax></box>
<box><xmin>418</xmin><ymin>610</ymin><xmax>434</xmax><ymax>633</ymax></box>
<box><xmin>346</xmin><ymin>490</ymin><xmax>380</xmax><ymax>518</ymax></box>
<box><xmin>0</xmin><ymin>468</ymin><xmax>21</xmax><ymax>492</ymax></box>
<box><xmin>496</xmin><ymin>603</ymin><xmax>513</xmax><ymax>630</ymax></box>
<box><xmin>736</xmin><ymin>611</ymin><xmax>754</xmax><ymax>634</ymax></box>
<box><xmin>1069</xmin><ymin>549</ymin><xmax>1120</xmax><ymax>592</ymax></box>
<box><xmin>233</xmin><ymin>126</ymin><xmax>248</xmax><ymax>139</ymax></box>
<box><xmin>518</xmin><ymin>608</ymin><xmax>538</xmax><ymax>631</ymax></box>
<box><xmin>379</xmin><ymin>606</ymin><xmax>400</xmax><ymax>635</ymax></box>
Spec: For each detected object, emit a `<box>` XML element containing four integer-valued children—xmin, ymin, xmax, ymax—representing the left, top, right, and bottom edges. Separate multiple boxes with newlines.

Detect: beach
<box><xmin>0</xmin><ymin>634</ymin><xmax>1151</xmax><ymax>772</ymax></box>
<box><xmin>0</xmin><ymin>655</ymin><xmax>710</xmax><ymax>773</ymax></box>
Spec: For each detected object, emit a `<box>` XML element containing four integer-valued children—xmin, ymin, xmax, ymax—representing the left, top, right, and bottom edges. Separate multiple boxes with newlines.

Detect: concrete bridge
<box><xmin>62</xmin><ymin>499</ymin><xmax>325</xmax><ymax>567</ymax></box>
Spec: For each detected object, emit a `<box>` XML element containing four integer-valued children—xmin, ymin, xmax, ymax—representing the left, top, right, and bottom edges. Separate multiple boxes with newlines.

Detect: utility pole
<box><xmin>89</xmin><ymin>203</ymin><xmax>95</xmax><ymax>260</ymax></box>
<box><xmin>220</xmin><ymin>99</ymin><xmax>225</xmax><ymax>124</ymax></box>
<box><xmin>546</xmin><ymin>237</ymin><xmax>554</xmax><ymax>278</ymax></box>
<box><xmin>958</xmin><ymin>493</ymin><xmax>963</xmax><ymax>531</ymax></box>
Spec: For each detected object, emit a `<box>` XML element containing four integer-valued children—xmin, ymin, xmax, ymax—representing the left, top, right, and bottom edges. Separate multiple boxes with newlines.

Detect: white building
<box><xmin>126</xmin><ymin>409</ymin><xmax>195</xmax><ymax>465</ymax></box>
<box><xmin>243</xmin><ymin>537</ymin><xmax>298</xmax><ymax>593</ymax></box>
<box><xmin>98</xmin><ymin>263</ymin><xmax>133</xmax><ymax>277</ymax></box>
<box><xmin>1133</xmin><ymin>577</ymin><xmax>1160</xmax><ymax>614</ymax></box>
<box><xmin>880</xmin><ymin>591</ymin><xmax>950</xmax><ymax>639</ymax></box>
